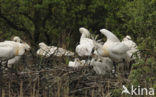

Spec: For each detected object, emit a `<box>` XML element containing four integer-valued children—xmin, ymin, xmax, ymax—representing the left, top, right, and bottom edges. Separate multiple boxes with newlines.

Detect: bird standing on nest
<box><xmin>0</xmin><ymin>37</ymin><xmax>30</xmax><ymax>68</ymax></box>
<box><xmin>93</xmin><ymin>29</ymin><xmax>131</xmax><ymax>74</ymax></box>
<box><xmin>76</xmin><ymin>27</ymin><xmax>94</xmax><ymax>57</ymax></box>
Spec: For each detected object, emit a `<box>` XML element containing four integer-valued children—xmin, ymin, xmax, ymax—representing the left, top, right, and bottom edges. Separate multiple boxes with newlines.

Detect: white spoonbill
<box><xmin>93</xmin><ymin>29</ymin><xmax>130</xmax><ymax>63</ymax></box>
<box><xmin>122</xmin><ymin>35</ymin><xmax>140</xmax><ymax>60</ymax></box>
<box><xmin>37</xmin><ymin>42</ymin><xmax>74</xmax><ymax>57</ymax></box>
<box><xmin>36</xmin><ymin>42</ymin><xmax>51</xmax><ymax>57</ymax></box>
<box><xmin>0</xmin><ymin>41</ymin><xmax>30</xmax><ymax>63</ymax></box>
<box><xmin>5</xmin><ymin>36</ymin><xmax>30</xmax><ymax>67</ymax></box>
<box><xmin>68</xmin><ymin>58</ymin><xmax>87</xmax><ymax>68</ymax></box>
<box><xmin>90</xmin><ymin>57</ymin><xmax>113</xmax><ymax>75</ymax></box>
<box><xmin>75</xmin><ymin>27</ymin><xmax>94</xmax><ymax>56</ymax></box>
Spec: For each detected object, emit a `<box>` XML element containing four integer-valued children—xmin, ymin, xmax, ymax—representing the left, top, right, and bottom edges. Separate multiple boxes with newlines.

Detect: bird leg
<box><xmin>87</xmin><ymin>56</ymin><xmax>92</xmax><ymax>66</ymax></box>
<box><xmin>5</xmin><ymin>60</ymin><xmax>9</xmax><ymax>69</ymax></box>
<box><xmin>0</xmin><ymin>62</ymin><xmax>1</xmax><ymax>67</ymax></box>
<box><xmin>129</xmin><ymin>59</ymin><xmax>135</xmax><ymax>72</ymax></box>
<box><xmin>122</xmin><ymin>59</ymin><xmax>131</xmax><ymax>78</ymax></box>
<box><xmin>112</xmin><ymin>61</ymin><xmax>117</xmax><ymax>76</ymax></box>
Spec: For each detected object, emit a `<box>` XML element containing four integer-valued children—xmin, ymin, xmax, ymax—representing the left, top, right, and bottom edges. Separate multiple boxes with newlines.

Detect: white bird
<box><xmin>90</xmin><ymin>57</ymin><xmax>113</xmax><ymax>75</ymax></box>
<box><xmin>76</xmin><ymin>27</ymin><xmax>94</xmax><ymax>56</ymax></box>
<box><xmin>93</xmin><ymin>29</ymin><xmax>130</xmax><ymax>63</ymax></box>
<box><xmin>12</xmin><ymin>36</ymin><xmax>23</xmax><ymax>43</ymax></box>
<box><xmin>36</xmin><ymin>42</ymin><xmax>51</xmax><ymax>57</ymax></box>
<box><xmin>122</xmin><ymin>35</ymin><xmax>140</xmax><ymax>60</ymax></box>
<box><xmin>100</xmin><ymin>29</ymin><xmax>120</xmax><ymax>42</ymax></box>
<box><xmin>0</xmin><ymin>40</ymin><xmax>30</xmax><ymax>67</ymax></box>
<box><xmin>5</xmin><ymin>56</ymin><xmax>21</xmax><ymax>68</ymax></box>
<box><xmin>4</xmin><ymin>36</ymin><xmax>30</xmax><ymax>67</ymax></box>
<box><xmin>68</xmin><ymin>58</ymin><xmax>87</xmax><ymax>68</ymax></box>
<box><xmin>37</xmin><ymin>42</ymin><xmax>74</xmax><ymax>57</ymax></box>
<box><xmin>0</xmin><ymin>41</ymin><xmax>30</xmax><ymax>55</ymax></box>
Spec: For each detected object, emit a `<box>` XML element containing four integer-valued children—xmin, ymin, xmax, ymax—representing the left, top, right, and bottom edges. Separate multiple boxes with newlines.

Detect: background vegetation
<box><xmin>0</xmin><ymin>0</ymin><xmax>155</xmax><ymax>97</ymax></box>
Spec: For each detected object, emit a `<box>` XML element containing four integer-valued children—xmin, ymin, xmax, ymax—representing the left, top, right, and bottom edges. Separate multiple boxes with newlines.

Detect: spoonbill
<box><xmin>75</xmin><ymin>27</ymin><xmax>94</xmax><ymax>56</ymax></box>
<box><xmin>90</xmin><ymin>57</ymin><xmax>113</xmax><ymax>75</ymax></box>
<box><xmin>93</xmin><ymin>29</ymin><xmax>130</xmax><ymax>63</ymax></box>
<box><xmin>0</xmin><ymin>40</ymin><xmax>30</xmax><ymax>67</ymax></box>
<box><xmin>68</xmin><ymin>58</ymin><xmax>87</xmax><ymax>68</ymax></box>
<box><xmin>6</xmin><ymin>36</ymin><xmax>30</xmax><ymax>67</ymax></box>
<box><xmin>37</xmin><ymin>42</ymin><xmax>74</xmax><ymax>57</ymax></box>
<box><xmin>122</xmin><ymin>35</ymin><xmax>140</xmax><ymax>60</ymax></box>
<box><xmin>92</xmin><ymin>29</ymin><xmax>131</xmax><ymax>74</ymax></box>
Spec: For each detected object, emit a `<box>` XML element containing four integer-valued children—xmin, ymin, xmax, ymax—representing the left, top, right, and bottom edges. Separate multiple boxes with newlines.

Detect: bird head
<box><xmin>79</xmin><ymin>27</ymin><xmax>90</xmax><ymax>38</ymax></box>
<box><xmin>100</xmin><ymin>29</ymin><xmax>107</xmax><ymax>35</ymax></box>
<box><xmin>125</xmin><ymin>35</ymin><xmax>131</xmax><ymax>40</ymax></box>
<box><xmin>39</xmin><ymin>42</ymin><xmax>47</xmax><ymax>48</ymax></box>
<box><xmin>23</xmin><ymin>42</ymin><xmax>31</xmax><ymax>51</ymax></box>
<box><xmin>12</xmin><ymin>36</ymin><xmax>22</xmax><ymax>43</ymax></box>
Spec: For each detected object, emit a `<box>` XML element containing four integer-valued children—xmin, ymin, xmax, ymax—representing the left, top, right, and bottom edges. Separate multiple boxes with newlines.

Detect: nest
<box><xmin>0</xmin><ymin>54</ymin><xmax>129</xmax><ymax>97</ymax></box>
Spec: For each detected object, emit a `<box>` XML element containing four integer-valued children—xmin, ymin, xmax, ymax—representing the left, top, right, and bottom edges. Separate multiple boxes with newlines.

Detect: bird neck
<box><xmin>14</xmin><ymin>45</ymin><xmax>20</xmax><ymax>56</ymax></box>
<box><xmin>81</xmin><ymin>33</ymin><xmax>87</xmax><ymax>39</ymax></box>
<box><xmin>102</xmin><ymin>46</ymin><xmax>109</xmax><ymax>57</ymax></box>
<box><xmin>17</xmin><ymin>45</ymin><xmax>26</xmax><ymax>56</ymax></box>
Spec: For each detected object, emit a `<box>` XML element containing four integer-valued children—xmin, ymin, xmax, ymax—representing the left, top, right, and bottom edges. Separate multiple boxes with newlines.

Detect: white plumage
<box><xmin>68</xmin><ymin>56</ymin><xmax>114</xmax><ymax>75</ymax></box>
<box><xmin>68</xmin><ymin>58</ymin><xmax>86</xmax><ymax>68</ymax></box>
<box><xmin>5</xmin><ymin>56</ymin><xmax>21</xmax><ymax>68</ymax></box>
<box><xmin>100</xmin><ymin>29</ymin><xmax>120</xmax><ymax>42</ymax></box>
<box><xmin>0</xmin><ymin>46</ymin><xmax>14</xmax><ymax>60</ymax></box>
<box><xmin>37</xmin><ymin>42</ymin><xmax>74</xmax><ymax>57</ymax></box>
<box><xmin>0</xmin><ymin>41</ymin><xmax>30</xmax><ymax>61</ymax></box>
<box><xmin>37</xmin><ymin>42</ymin><xmax>51</xmax><ymax>57</ymax></box>
<box><xmin>12</xmin><ymin>36</ymin><xmax>23</xmax><ymax>43</ymax></box>
<box><xmin>90</xmin><ymin>57</ymin><xmax>113</xmax><ymax>75</ymax></box>
<box><xmin>122</xmin><ymin>35</ymin><xmax>140</xmax><ymax>60</ymax></box>
<box><xmin>8</xmin><ymin>36</ymin><xmax>29</xmax><ymax>67</ymax></box>
<box><xmin>76</xmin><ymin>27</ymin><xmax>94</xmax><ymax>56</ymax></box>
<box><xmin>93</xmin><ymin>29</ymin><xmax>130</xmax><ymax>63</ymax></box>
<box><xmin>0</xmin><ymin>36</ymin><xmax>30</xmax><ymax>67</ymax></box>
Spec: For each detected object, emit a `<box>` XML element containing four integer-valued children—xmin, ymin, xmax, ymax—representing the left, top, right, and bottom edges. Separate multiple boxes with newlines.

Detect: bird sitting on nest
<box><xmin>37</xmin><ymin>42</ymin><xmax>74</xmax><ymax>57</ymax></box>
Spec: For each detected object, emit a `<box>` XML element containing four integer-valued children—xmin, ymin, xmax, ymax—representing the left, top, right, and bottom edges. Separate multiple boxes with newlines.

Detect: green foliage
<box><xmin>129</xmin><ymin>57</ymin><xmax>156</xmax><ymax>88</ymax></box>
<box><xmin>111</xmin><ymin>88</ymin><xmax>122</xmax><ymax>97</ymax></box>
<box><xmin>117</xmin><ymin>0</ymin><xmax>156</xmax><ymax>39</ymax></box>
<box><xmin>0</xmin><ymin>0</ymin><xmax>156</xmax><ymax>96</ymax></box>
<box><xmin>0</xmin><ymin>0</ymin><xmax>127</xmax><ymax>48</ymax></box>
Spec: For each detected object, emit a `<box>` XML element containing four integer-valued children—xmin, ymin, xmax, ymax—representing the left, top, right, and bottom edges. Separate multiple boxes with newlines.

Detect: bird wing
<box><xmin>76</xmin><ymin>38</ymin><xmax>94</xmax><ymax>56</ymax></box>
<box><xmin>111</xmin><ymin>42</ymin><xmax>129</xmax><ymax>54</ymax></box>
<box><xmin>76</xmin><ymin>45</ymin><xmax>90</xmax><ymax>56</ymax></box>
<box><xmin>100</xmin><ymin>29</ymin><xmax>120</xmax><ymax>42</ymax></box>
<box><xmin>122</xmin><ymin>38</ymin><xmax>137</xmax><ymax>49</ymax></box>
